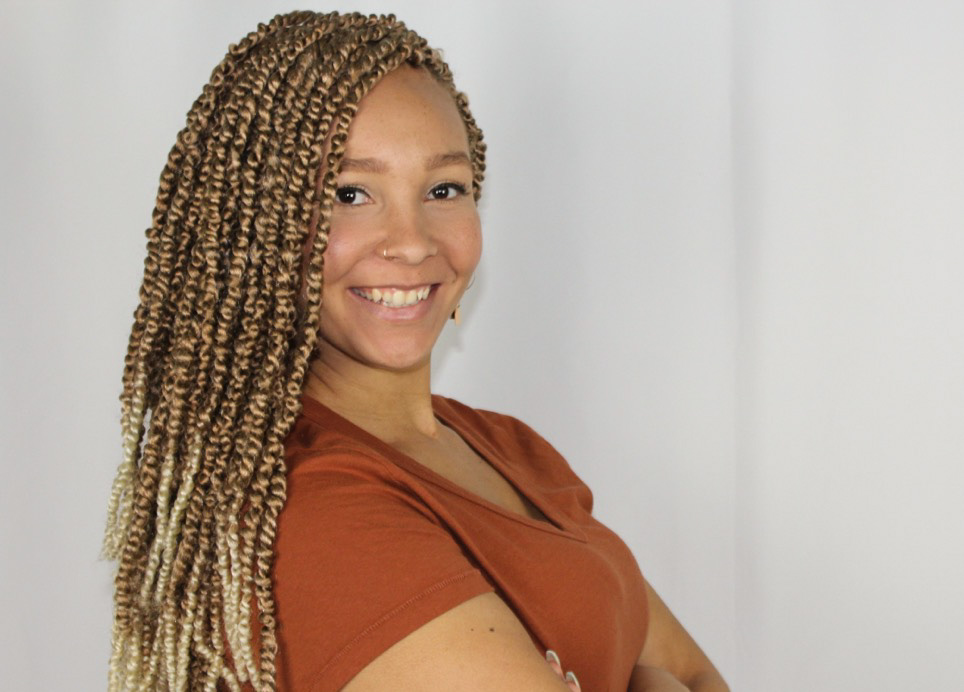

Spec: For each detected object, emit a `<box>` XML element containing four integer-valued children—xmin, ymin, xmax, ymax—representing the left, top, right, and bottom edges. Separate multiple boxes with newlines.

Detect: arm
<box><xmin>342</xmin><ymin>592</ymin><xmax>575</xmax><ymax>691</ymax></box>
<box><xmin>343</xmin><ymin>578</ymin><xmax>726</xmax><ymax>692</ymax></box>
<box><xmin>629</xmin><ymin>581</ymin><xmax>729</xmax><ymax>692</ymax></box>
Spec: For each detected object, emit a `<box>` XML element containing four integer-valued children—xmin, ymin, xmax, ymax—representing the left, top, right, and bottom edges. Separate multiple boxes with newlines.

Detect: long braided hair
<box><xmin>103</xmin><ymin>11</ymin><xmax>485</xmax><ymax>690</ymax></box>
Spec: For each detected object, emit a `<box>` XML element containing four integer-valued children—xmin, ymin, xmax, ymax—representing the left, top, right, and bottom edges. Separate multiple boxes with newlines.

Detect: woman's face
<box><xmin>316</xmin><ymin>67</ymin><xmax>481</xmax><ymax>374</ymax></box>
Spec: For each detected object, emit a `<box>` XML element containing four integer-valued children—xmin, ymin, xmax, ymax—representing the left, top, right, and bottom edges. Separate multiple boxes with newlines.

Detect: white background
<box><xmin>2</xmin><ymin>1</ymin><xmax>962</xmax><ymax>690</ymax></box>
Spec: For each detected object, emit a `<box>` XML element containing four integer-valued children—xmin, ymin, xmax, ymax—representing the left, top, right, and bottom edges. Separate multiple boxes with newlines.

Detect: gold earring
<box><xmin>451</xmin><ymin>303</ymin><xmax>462</xmax><ymax>325</ymax></box>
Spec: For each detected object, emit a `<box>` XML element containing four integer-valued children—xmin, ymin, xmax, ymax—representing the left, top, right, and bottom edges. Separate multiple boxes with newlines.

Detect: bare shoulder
<box><xmin>342</xmin><ymin>593</ymin><xmax>571</xmax><ymax>691</ymax></box>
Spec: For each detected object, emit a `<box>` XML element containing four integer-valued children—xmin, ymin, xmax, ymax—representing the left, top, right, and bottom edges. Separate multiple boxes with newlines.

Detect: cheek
<box><xmin>450</xmin><ymin>215</ymin><xmax>483</xmax><ymax>273</ymax></box>
<box><xmin>319</xmin><ymin>223</ymin><xmax>368</xmax><ymax>285</ymax></box>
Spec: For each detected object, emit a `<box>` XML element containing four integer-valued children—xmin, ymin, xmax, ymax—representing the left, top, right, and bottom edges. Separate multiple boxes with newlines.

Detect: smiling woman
<box><xmin>103</xmin><ymin>10</ymin><xmax>727</xmax><ymax>692</ymax></box>
<box><xmin>312</xmin><ymin>67</ymin><xmax>481</xmax><ymax>376</ymax></box>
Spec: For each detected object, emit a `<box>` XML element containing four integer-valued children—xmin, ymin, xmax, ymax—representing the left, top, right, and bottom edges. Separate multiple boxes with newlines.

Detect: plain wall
<box><xmin>1</xmin><ymin>1</ymin><xmax>961</xmax><ymax>690</ymax></box>
<box><xmin>732</xmin><ymin>2</ymin><xmax>964</xmax><ymax>689</ymax></box>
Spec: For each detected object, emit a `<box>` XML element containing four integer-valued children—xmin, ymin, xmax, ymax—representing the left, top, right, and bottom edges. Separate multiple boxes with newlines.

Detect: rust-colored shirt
<box><xmin>272</xmin><ymin>395</ymin><xmax>649</xmax><ymax>691</ymax></box>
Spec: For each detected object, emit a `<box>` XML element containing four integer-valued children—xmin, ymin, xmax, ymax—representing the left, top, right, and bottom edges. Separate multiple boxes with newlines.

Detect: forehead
<box><xmin>343</xmin><ymin>67</ymin><xmax>469</xmax><ymax>155</ymax></box>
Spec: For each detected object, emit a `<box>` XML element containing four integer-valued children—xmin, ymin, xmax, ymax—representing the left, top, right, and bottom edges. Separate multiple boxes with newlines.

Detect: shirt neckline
<box><xmin>297</xmin><ymin>394</ymin><xmax>583</xmax><ymax>540</ymax></box>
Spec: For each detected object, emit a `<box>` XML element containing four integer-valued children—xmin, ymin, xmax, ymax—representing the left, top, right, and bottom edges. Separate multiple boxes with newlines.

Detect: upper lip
<box><xmin>352</xmin><ymin>283</ymin><xmax>436</xmax><ymax>291</ymax></box>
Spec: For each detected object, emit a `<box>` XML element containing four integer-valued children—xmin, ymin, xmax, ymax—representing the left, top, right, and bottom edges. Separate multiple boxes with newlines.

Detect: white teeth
<box><xmin>353</xmin><ymin>286</ymin><xmax>432</xmax><ymax>308</ymax></box>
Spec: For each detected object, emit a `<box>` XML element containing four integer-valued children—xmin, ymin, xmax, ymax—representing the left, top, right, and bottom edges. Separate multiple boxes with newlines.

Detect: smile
<box><xmin>351</xmin><ymin>285</ymin><xmax>433</xmax><ymax>308</ymax></box>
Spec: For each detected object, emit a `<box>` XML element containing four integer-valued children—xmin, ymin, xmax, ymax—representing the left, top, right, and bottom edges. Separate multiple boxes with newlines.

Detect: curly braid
<box><xmin>103</xmin><ymin>11</ymin><xmax>486</xmax><ymax>690</ymax></box>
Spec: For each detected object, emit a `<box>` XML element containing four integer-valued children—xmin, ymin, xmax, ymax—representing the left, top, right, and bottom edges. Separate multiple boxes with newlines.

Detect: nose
<box><xmin>379</xmin><ymin>204</ymin><xmax>438</xmax><ymax>264</ymax></box>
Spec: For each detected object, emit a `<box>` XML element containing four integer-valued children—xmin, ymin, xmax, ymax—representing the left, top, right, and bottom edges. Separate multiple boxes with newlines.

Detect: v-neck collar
<box><xmin>297</xmin><ymin>394</ymin><xmax>584</xmax><ymax>541</ymax></box>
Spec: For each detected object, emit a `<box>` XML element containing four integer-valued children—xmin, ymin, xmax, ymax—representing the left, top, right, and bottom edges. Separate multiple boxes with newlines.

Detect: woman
<box><xmin>104</xmin><ymin>11</ymin><xmax>728</xmax><ymax>691</ymax></box>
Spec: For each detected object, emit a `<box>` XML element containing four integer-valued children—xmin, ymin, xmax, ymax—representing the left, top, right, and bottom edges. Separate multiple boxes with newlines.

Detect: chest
<box><xmin>422</xmin><ymin>469</ymin><xmax>650</xmax><ymax>692</ymax></box>
<box><xmin>396</xmin><ymin>427</ymin><xmax>548</xmax><ymax>523</ymax></box>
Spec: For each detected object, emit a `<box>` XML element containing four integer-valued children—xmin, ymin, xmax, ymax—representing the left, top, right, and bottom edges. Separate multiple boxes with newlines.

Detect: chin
<box><xmin>344</xmin><ymin>354</ymin><xmax>427</xmax><ymax>376</ymax></box>
<box><xmin>345</xmin><ymin>340</ymin><xmax>436</xmax><ymax>373</ymax></box>
<box><xmin>370</xmin><ymin>346</ymin><xmax>434</xmax><ymax>372</ymax></box>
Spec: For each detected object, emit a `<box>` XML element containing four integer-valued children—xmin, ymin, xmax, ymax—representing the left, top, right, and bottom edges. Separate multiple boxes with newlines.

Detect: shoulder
<box><xmin>432</xmin><ymin>395</ymin><xmax>589</xmax><ymax>495</ymax></box>
<box><xmin>274</xmin><ymin>398</ymin><xmax>494</xmax><ymax>689</ymax></box>
<box><xmin>285</xmin><ymin>396</ymin><xmax>410</xmax><ymax>485</ymax></box>
<box><xmin>432</xmin><ymin>395</ymin><xmax>555</xmax><ymax>452</ymax></box>
<box><xmin>282</xmin><ymin>400</ymin><xmax>440</xmax><ymax>526</ymax></box>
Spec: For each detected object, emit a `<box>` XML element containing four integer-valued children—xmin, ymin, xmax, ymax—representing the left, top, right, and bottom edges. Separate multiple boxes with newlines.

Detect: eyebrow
<box><xmin>425</xmin><ymin>151</ymin><xmax>471</xmax><ymax>170</ymax></box>
<box><xmin>338</xmin><ymin>157</ymin><xmax>387</xmax><ymax>173</ymax></box>
<box><xmin>338</xmin><ymin>151</ymin><xmax>471</xmax><ymax>174</ymax></box>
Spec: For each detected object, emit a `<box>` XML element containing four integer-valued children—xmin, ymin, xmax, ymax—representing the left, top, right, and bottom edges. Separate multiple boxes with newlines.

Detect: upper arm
<box><xmin>342</xmin><ymin>592</ymin><xmax>572</xmax><ymax>692</ymax></box>
<box><xmin>636</xmin><ymin>581</ymin><xmax>728</xmax><ymax>690</ymax></box>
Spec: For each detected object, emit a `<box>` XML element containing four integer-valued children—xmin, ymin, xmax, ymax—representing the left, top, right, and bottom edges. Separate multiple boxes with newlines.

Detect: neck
<box><xmin>302</xmin><ymin>347</ymin><xmax>441</xmax><ymax>443</ymax></box>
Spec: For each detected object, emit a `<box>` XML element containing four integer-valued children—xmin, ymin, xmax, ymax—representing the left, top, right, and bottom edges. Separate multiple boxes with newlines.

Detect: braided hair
<box><xmin>103</xmin><ymin>11</ymin><xmax>485</xmax><ymax>690</ymax></box>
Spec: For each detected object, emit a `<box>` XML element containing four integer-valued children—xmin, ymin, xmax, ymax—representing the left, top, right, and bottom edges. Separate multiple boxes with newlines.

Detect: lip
<box><xmin>348</xmin><ymin>283</ymin><xmax>439</xmax><ymax>319</ymax></box>
<box><xmin>354</xmin><ymin>283</ymin><xmax>435</xmax><ymax>291</ymax></box>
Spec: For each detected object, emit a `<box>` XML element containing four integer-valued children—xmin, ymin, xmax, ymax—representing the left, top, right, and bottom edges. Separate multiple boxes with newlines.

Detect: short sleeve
<box><xmin>273</xmin><ymin>448</ymin><xmax>493</xmax><ymax>692</ymax></box>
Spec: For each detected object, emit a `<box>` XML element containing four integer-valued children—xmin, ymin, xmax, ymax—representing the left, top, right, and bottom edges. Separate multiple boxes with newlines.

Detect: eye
<box><xmin>427</xmin><ymin>182</ymin><xmax>468</xmax><ymax>201</ymax></box>
<box><xmin>334</xmin><ymin>186</ymin><xmax>370</xmax><ymax>206</ymax></box>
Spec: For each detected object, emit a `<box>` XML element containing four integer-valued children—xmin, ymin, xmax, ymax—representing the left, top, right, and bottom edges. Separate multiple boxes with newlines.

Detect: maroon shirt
<box><xmin>271</xmin><ymin>395</ymin><xmax>649</xmax><ymax>691</ymax></box>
